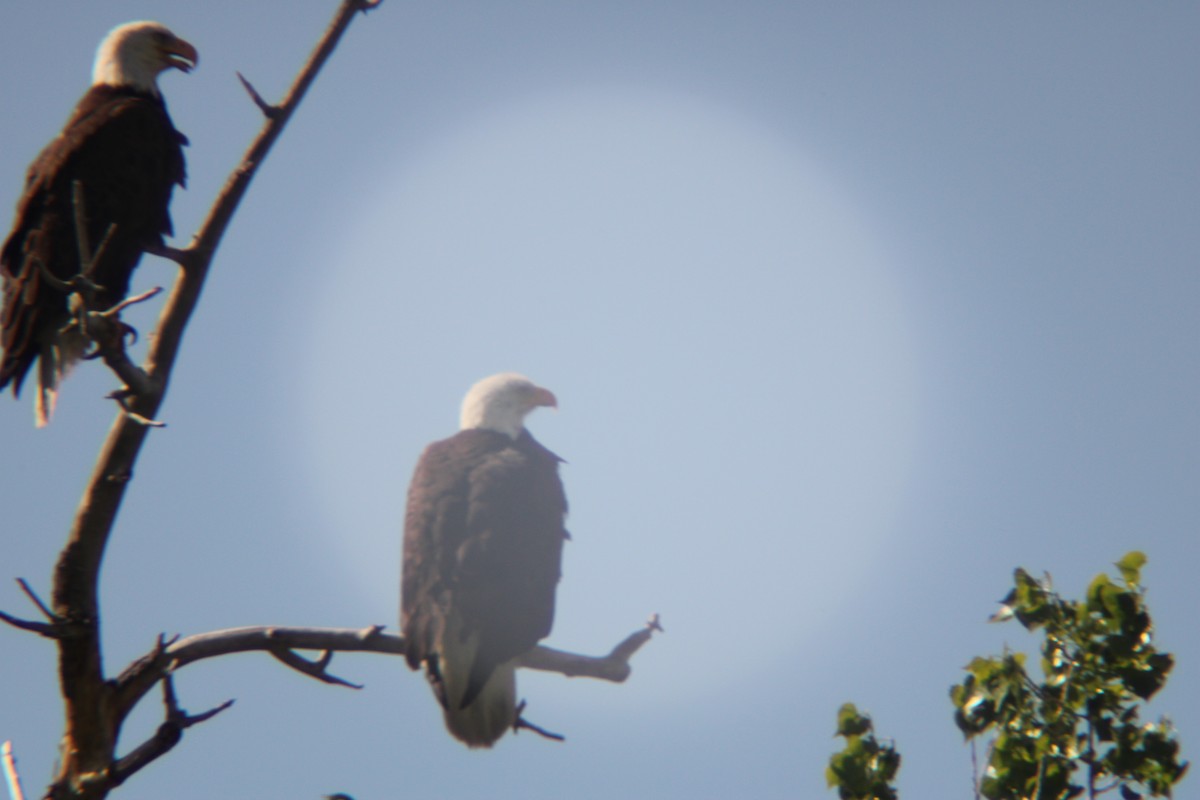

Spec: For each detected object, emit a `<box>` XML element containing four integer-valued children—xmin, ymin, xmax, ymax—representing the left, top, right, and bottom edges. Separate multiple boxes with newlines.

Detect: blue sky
<box><xmin>1</xmin><ymin>2</ymin><xmax>1197</xmax><ymax>798</ymax></box>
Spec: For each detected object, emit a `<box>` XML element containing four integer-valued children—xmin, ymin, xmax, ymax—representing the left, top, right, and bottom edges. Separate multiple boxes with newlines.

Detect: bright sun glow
<box><xmin>292</xmin><ymin>85</ymin><xmax>920</xmax><ymax>703</ymax></box>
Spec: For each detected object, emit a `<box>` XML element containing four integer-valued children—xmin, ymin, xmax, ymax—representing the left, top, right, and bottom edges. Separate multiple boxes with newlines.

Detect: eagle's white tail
<box><xmin>35</xmin><ymin>329</ymin><xmax>87</xmax><ymax>427</ymax></box>
<box><xmin>440</xmin><ymin>659</ymin><xmax>517</xmax><ymax>748</ymax></box>
<box><xmin>432</xmin><ymin>617</ymin><xmax>518</xmax><ymax>748</ymax></box>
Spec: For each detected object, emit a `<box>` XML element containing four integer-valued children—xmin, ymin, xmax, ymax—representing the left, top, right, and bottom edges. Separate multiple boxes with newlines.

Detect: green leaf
<box><xmin>835</xmin><ymin>703</ymin><xmax>872</xmax><ymax>737</ymax></box>
<box><xmin>965</xmin><ymin>655</ymin><xmax>1003</xmax><ymax>682</ymax></box>
<box><xmin>1116</xmin><ymin>551</ymin><xmax>1148</xmax><ymax>586</ymax></box>
<box><xmin>1110</xmin><ymin>647</ymin><xmax>1170</xmax><ymax>701</ymax></box>
<box><xmin>1011</xmin><ymin>568</ymin><xmax>1054</xmax><ymax>629</ymax></box>
<box><xmin>1087</xmin><ymin>573</ymin><xmax>1114</xmax><ymax>614</ymax></box>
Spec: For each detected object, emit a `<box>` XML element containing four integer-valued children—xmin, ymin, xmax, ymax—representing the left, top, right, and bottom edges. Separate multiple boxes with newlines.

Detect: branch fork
<box><xmin>0</xmin><ymin>579</ymin><xmax>60</xmax><ymax>638</ymax></box>
<box><xmin>267</xmin><ymin>642</ymin><xmax>363</xmax><ymax>689</ymax></box>
<box><xmin>109</xmin><ymin>674</ymin><xmax>234</xmax><ymax>790</ymax></box>
<box><xmin>237</xmin><ymin>72</ymin><xmax>280</xmax><ymax>119</ymax></box>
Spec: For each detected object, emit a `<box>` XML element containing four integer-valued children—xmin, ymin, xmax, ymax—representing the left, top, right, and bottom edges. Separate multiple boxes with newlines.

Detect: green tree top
<box><xmin>950</xmin><ymin>551</ymin><xmax>1187</xmax><ymax>799</ymax></box>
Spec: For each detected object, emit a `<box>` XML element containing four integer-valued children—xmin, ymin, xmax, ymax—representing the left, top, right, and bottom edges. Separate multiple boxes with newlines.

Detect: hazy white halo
<box><xmin>292</xmin><ymin>86</ymin><xmax>919</xmax><ymax>703</ymax></box>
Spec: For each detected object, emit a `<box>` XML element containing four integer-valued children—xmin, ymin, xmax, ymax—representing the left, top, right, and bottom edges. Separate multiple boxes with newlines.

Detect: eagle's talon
<box><xmin>512</xmin><ymin>700</ymin><xmax>565</xmax><ymax>742</ymax></box>
<box><xmin>118</xmin><ymin>319</ymin><xmax>139</xmax><ymax>347</ymax></box>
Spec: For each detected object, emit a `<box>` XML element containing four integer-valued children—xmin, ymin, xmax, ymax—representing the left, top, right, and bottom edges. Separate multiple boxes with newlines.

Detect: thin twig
<box><xmin>105</xmin><ymin>286</ymin><xmax>163</xmax><ymax>317</ymax></box>
<box><xmin>2</xmin><ymin>741</ymin><xmax>25</xmax><ymax>800</ymax></box>
<box><xmin>267</xmin><ymin>645</ymin><xmax>363</xmax><ymax>689</ymax></box>
<box><xmin>0</xmin><ymin>610</ymin><xmax>56</xmax><ymax>638</ymax></box>
<box><xmin>16</xmin><ymin>579</ymin><xmax>55</xmax><ymax>622</ymax></box>
<box><xmin>66</xmin><ymin>182</ymin><xmax>116</xmax><ymax>295</ymax></box>
<box><xmin>971</xmin><ymin>738</ymin><xmax>981</xmax><ymax>800</ymax></box>
<box><xmin>143</xmin><ymin>243</ymin><xmax>189</xmax><ymax>267</ymax></box>
<box><xmin>108</xmin><ymin>392</ymin><xmax>166</xmax><ymax>428</ymax></box>
<box><xmin>33</xmin><ymin>255</ymin><xmax>73</xmax><ymax>293</ymax></box>
<box><xmin>236</xmin><ymin>72</ymin><xmax>279</xmax><ymax>118</ymax></box>
<box><xmin>70</xmin><ymin>182</ymin><xmax>92</xmax><ymax>280</ymax></box>
<box><xmin>88</xmin><ymin>224</ymin><xmax>117</xmax><ymax>283</ymax></box>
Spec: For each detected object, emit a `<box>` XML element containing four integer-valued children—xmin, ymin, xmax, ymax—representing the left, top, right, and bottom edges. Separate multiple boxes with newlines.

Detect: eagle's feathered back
<box><xmin>0</xmin><ymin>22</ymin><xmax>191</xmax><ymax>425</ymax></box>
<box><xmin>402</xmin><ymin>375</ymin><xmax>567</xmax><ymax>747</ymax></box>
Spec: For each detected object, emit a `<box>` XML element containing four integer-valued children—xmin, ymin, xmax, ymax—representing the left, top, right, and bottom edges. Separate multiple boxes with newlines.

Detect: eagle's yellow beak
<box><xmin>161</xmin><ymin>35</ymin><xmax>198</xmax><ymax>73</ymax></box>
<box><xmin>532</xmin><ymin>387</ymin><xmax>558</xmax><ymax>410</ymax></box>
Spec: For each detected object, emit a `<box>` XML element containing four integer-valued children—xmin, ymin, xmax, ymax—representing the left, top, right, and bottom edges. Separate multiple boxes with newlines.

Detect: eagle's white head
<box><xmin>459</xmin><ymin>373</ymin><xmax>558</xmax><ymax>439</ymax></box>
<box><xmin>92</xmin><ymin>21</ymin><xmax>198</xmax><ymax>96</ymax></box>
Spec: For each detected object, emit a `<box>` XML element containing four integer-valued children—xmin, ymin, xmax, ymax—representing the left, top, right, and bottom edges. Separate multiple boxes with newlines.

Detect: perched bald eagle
<box><xmin>1</xmin><ymin>21</ymin><xmax>196</xmax><ymax>426</ymax></box>
<box><xmin>402</xmin><ymin>373</ymin><xmax>568</xmax><ymax>747</ymax></box>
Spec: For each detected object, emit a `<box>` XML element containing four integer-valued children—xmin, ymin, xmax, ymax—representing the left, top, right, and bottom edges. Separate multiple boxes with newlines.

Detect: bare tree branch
<box><xmin>109</xmin><ymin>621</ymin><xmax>657</xmax><ymax>732</ymax></box>
<box><xmin>0</xmin><ymin>610</ymin><xmax>56</xmax><ymax>638</ymax></box>
<box><xmin>16</xmin><ymin>579</ymin><xmax>57</xmax><ymax>623</ymax></box>
<box><xmin>161</xmin><ymin>623</ymin><xmax>657</xmax><ymax>684</ymax></box>
<box><xmin>108</xmin><ymin>675</ymin><xmax>234</xmax><ymax>790</ymax></box>
<box><xmin>44</xmin><ymin>3</ymin><xmax>382</xmax><ymax>797</ymax></box>
<box><xmin>169</xmin><ymin>625</ymin><xmax>395</xmax><ymax>668</ymax></box>
<box><xmin>520</xmin><ymin>614</ymin><xmax>662</xmax><ymax>682</ymax></box>
<box><xmin>267</xmin><ymin>646</ymin><xmax>365</xmax><ymax>689</ymax></box>
<box><xmin>236</xmin><ymin>72</ymin><xmax>280</xmax><ymax>119</ymax></box>
<box><xmin>0</xmin><ymin>580</ymin><xmax>59</xmax><ymax>637</ymax></box>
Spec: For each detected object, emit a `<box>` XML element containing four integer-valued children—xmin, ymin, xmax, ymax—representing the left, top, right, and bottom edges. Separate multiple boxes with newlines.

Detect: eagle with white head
<box><xmin>1</xmin><ymin>21</ymin><xmax>195</xmax><ymax>425</ymax></box>
<box><xmin>402</xmin><ymin>373</ymin><xmax>568</xmax><ymax>747</ymax></box>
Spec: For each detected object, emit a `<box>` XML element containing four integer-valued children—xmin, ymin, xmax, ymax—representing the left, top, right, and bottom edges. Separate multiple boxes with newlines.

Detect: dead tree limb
<box><xmin>106</xmin><ymin>676</ymin><xmax>234</xmax><ymax>791</ymax></box>
<box><xmin>43</xmin><ymin>3</ymin><xmax>382</xmax><ymax>798</ymax></box>
<box><xmin>108</xmin><ymin>621</ymin><xmax>656</xmax><ymax>728</ymax></box>
<box><xmin>520</xmin><ymin>614</ymin><xmax>662</xmax><ymax>682</ymax></box>
<box><xmin>0</xmin><ymin>579</ymin><xmax>59</xmax><ymax>637</ymax></box>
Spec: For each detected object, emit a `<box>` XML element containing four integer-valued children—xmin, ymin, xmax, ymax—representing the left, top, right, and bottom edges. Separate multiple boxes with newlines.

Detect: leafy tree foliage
<box><xmin>829</xmin><ymin>553</ymin><xmax>1187</xmax><ymax>800</ymax></box>
<box><xmin>827</xmin><ymin>703</ymin><xmax>900</xmax><ymax>800</ymax></box>
<box><xmin>952</xmin><ymin>551</ymin><xmax>1187</xmax><ymax>798</ymax></box>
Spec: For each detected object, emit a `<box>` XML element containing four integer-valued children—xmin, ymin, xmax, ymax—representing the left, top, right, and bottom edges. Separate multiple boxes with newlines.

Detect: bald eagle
<box><xmin>402</xmin><ymin>373</ymin><xmax>568</xmax><ymax>747</ymax></box>
<box><xmin>1</xmin><ymin>21</ymin><xmax>195</xmax><ymax>426</ymax></box>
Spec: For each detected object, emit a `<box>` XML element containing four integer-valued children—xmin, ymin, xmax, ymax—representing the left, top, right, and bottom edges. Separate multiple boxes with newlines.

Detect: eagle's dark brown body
<box><xmin>1</xmin><ymin>83</ymin><xmax>186</xmax><ymax>402</ymax></box>
<box><xmin>402</xmin><ymin>425</ymin><xmax>568</xmax><ymax>746</ymax></box>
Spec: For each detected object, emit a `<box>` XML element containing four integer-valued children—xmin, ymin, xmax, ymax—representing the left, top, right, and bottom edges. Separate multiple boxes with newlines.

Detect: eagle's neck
<box><xmin>460</xmin><ymin>400</ymin><xmax>527</xmax><ymax>439</ymax></box>
<box><xmin>461</xmin><ymin>415</ymin><xmax>524</xmax><ymax>440</ymax></box>
<box><xmin>93</xmin><ymin>51</ymin><xmax>162</xmax><ymax>96</ymax></box>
